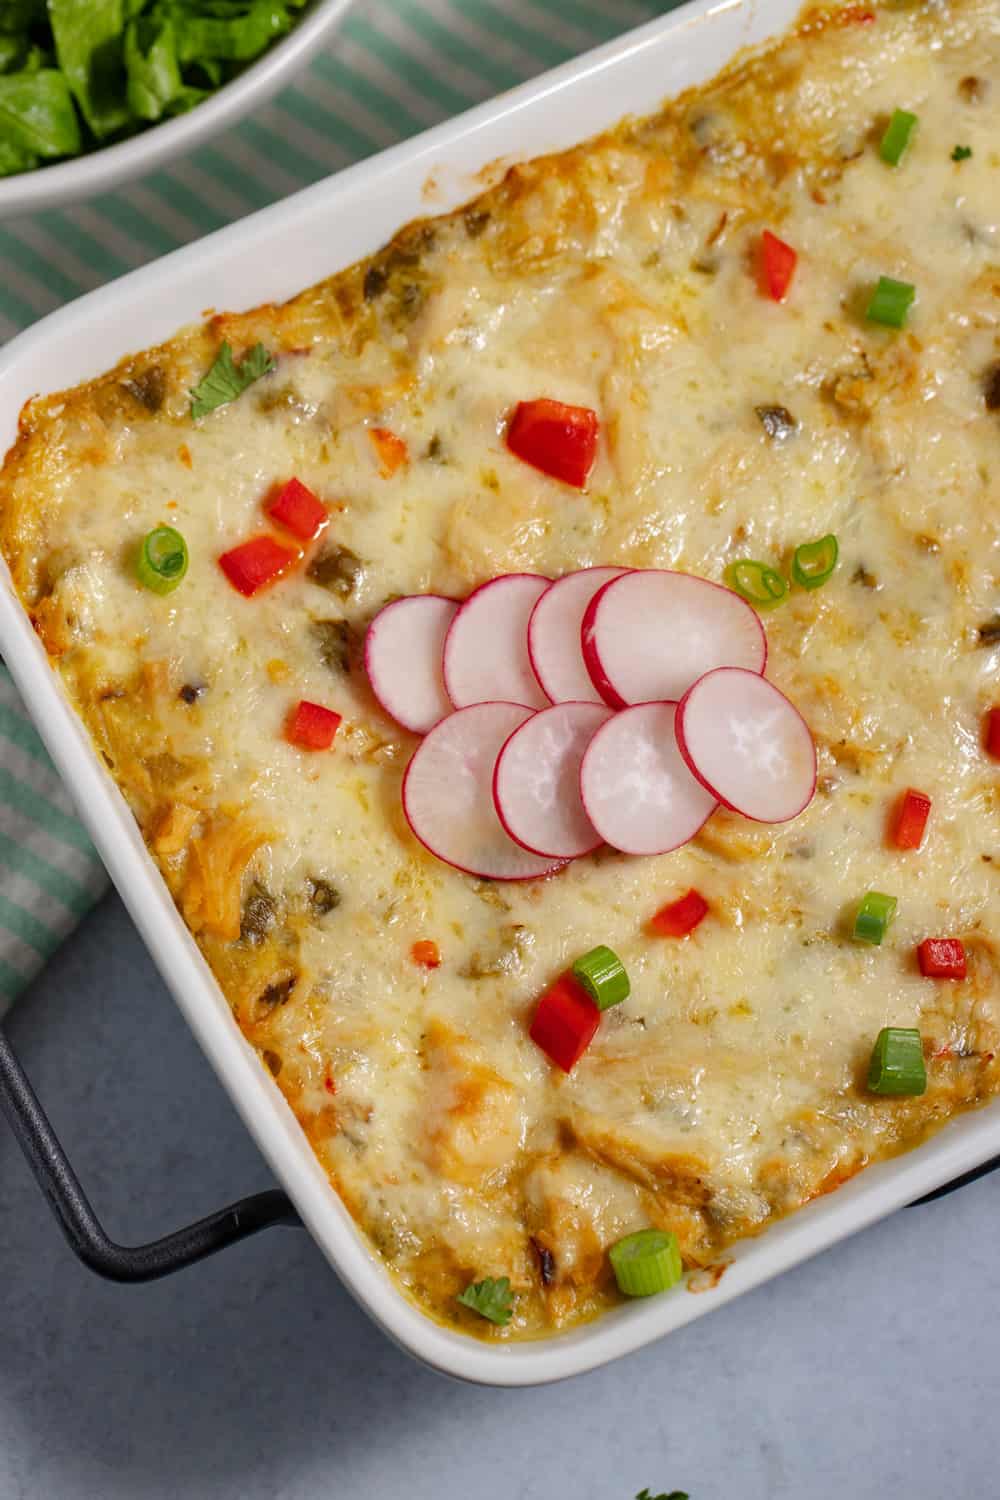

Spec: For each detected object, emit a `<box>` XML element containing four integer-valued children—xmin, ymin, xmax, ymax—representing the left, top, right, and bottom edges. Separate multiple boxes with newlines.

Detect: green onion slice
<box><xmin>854</xmin><ymin>890</ymin><xmax>898</xmax><ymax>945</ymax></box>
<box><xmin>792</xmin><ymin>534</ymin><xmax>839</xmax><ymax>591</ymax></box>
<box><xmin>609</xmin><ymin>1229</ymin><xmax>683</xmax><ymax>1298</ymax></box>
<box><xmin>866</xmin><ymin>276</ymin><xmax>915</xmax><ymax>329</ymax></box>
<box><xmin>868</xmin><ymin>1026</ymin><xmax>927</xmax><ymax>1096</ymax></box>
<box><xmin>571</xmin><ymin>944</ymin><xmax>630</xmax><ymax>1011</ymax></box>
<box><xmin>136</xmin><ymin>525</ymin><xmax>188</xmax><ymax>594</ymax></box>
<box><xmin>879</xmin><ymin>108</ymin><xmax>918</xmax><ymax>166</ymax></box>
<box><xmin>724</xmin><ymin>560</ymin><xmax>787</xmax><ymax>610</ymax></box>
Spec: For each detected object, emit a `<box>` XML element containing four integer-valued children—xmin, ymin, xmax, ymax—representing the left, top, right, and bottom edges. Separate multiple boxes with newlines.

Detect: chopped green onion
<box><xmin>792</xmin><ymin>534</ymin><xmax>839</xmax><ymax>591</ymax></box>
<box><xmin>868</xmin><ymin>1026</ymin><xmax>927</xmax><ymax>1096</ymax></box>
<box><xmin>854</xmin><ymin>890</ymin><xmax>898</xmax><ymax>945</ymax></box>
<box><xmin>610</xmin><ymin>1229</ymin><xmax>683</xmax><ymax>1298</ymax></box>
<box><xmin>724</xmin><ymin>560</ymin><xmax>788</xmax><ymax>610</ymax></box>
<box><xmin>571</xmin><ymin>944</ymin><xmax>630</xmax><ymax>1011</ymax></box>
<box><xmin>136</xmin><ymin>525</ymin><xmax>188</xmax><ymax>594</ymax></box>
<box><xmin>951</xmin><ymin>144</ymin><xmax>972</xmax><ymax>162</ymax></box>
<box><xmin>866</xmin><ymin>276</ymin><xmax>915</xmax><ymax>329</ymax></box>
<box><xmin>879</xmin><ymin>108</ymin><xmax>918</xmax><ymax>166</ymax></box>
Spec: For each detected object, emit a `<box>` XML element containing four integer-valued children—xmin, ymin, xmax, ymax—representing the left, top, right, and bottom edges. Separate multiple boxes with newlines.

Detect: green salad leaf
<box><xmin>0</xmin><ymin>35</ymin><xmax>26</xmax><ymax>73</ymax></box>
<box><xmin>0</xmin><ymin>0</ymin><xmax>313</xmax><ymax>175</ymax></box>
<box><xmin>49</xmin><ymin>0</ymin><xmax>131</xmax><ymax>138</ymax></box>
<box><xmin>0</xmin><ymin>135</ymin><xmax>35</xmax><ymax>174</ymax></box>
<box><xmin>189</xmin><ymin>340</ymin><xmax>276</xmax><ymax>419</ymax></box>
<box><xmin>163</xmin><ymin>0</ymin><xmax>294</xmax><ymax>64</ymax></box>
<box><xmin>0</xmin><ymin>0</ymin><xmax>45</xmax><ymax>28</ymax></box>
<box><xmin>456</xmin><ymin>1276</ymin><xmax>514</xmax><ymax>1327</ymax></box>
<box><xmin>0</xmin><ymin>68</ymin><xmax>80</xmax><ymax>162</ymax></box>
<box><xmin>124</xmin><ymin>16</ymin><xmax>181</xmax><ymax>121</ymax></box>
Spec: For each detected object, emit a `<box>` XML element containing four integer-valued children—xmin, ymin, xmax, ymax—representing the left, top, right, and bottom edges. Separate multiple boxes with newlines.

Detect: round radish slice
<box><xmin>528</xmin><ymin>567</ymin><xmax>629</xmax><ymax>703</ymax></box>
<box><xmin>443</xmin><ymin>574</ymin><xmax>550</xmax><ymax>710</ymax></box>
<box><xmin>579</xmin><ymin>701</ymin><xmax>717</xmax><ymax>856</ymax></box>
<box><xmin>402</xmin><ymin>702</ymin><xmax>564</xmax><ymax>880</ymax></box>
<box><xmin>493</xmin><ymin>701</ymin><xmax>613</xmax><ymax>859</ymax></box>
<box><xmin>676</xmin><ymin>668</ymin><xmax>816</xmax><ymax>823</ymax></box>
<box><xmin>365</xmin><ymin>594</ymin><xmax>459</xmax><ymax>734</ymax></box>
<box><xmin>581</xmin><ymin>569</ymin><xmax>766</xmax><ymax>708</ymax></box>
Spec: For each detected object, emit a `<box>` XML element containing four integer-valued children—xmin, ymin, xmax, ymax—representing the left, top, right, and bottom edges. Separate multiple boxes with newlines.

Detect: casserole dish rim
<box><xmin>2</xmin><ymin>0</ymin><xmax>998</xmax><ymax>1386</ymax></box>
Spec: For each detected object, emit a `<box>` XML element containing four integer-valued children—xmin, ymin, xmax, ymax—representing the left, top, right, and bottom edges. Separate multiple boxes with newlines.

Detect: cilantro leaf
<box><xmin>456</xmin><ymin>1276</ymin><xmax>514</xmax><ymax>1326</ymax></box>
<box><xmin>636</xmin><ymin>1491</ymin><xmax>690</xmax><ymax>1499</ymax></box>
<box><xmin>189</xmin><ymin>340</ymin><xmax>276</xmax><ymax>419</ymax></box>
<box><xmin>951</xmin><ymin>144</ymin><xmax>972</xmax><ymax>161</ymax></box>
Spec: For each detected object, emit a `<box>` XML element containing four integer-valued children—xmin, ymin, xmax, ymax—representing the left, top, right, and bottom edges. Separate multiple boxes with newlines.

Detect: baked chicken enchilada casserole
<box><xmin>2</xmin><ymin>0</ymin><xmax>999</xmax><ymax>1340</ymax></box>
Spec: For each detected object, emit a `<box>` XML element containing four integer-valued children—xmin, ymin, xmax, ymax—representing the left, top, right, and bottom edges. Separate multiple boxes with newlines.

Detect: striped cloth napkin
<box><xmin>0</xmin><ymin>0</ymin><xmax>670</xmax><ymax>1009</ymax></box>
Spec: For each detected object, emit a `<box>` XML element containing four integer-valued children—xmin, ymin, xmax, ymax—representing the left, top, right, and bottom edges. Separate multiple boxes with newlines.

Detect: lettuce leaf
<box><xmin>0</xmin><ymin>67</ymin><xmax>81</xmax><ymax>156</ymax></box>
<box><xmin>0</xmin><ymin>0</ymin><xmax>312</xmax><ymax>171</ymax></box>
<box><xmin>0</xmin><ymin>0</ymin><xmax>45</xmax><ymax>28</ymax></box>
<box><xmin>160</xmin><ymin>0</ymin><xmax>294</xmax><ymax>63</ymax></box>
<box><xmin>124</xmin><ymin>16</ymin><xmax>181</xmax><ymax>121</ymax></box>
<box><xmin>0</xmin><ymin>134</ymin><xmax>36</xmax><ymax>174</ymax></box>
<box><xmin>48</xmin><ymin>0</ymin><xmax>129</xmax><ymax>138</ymax></box>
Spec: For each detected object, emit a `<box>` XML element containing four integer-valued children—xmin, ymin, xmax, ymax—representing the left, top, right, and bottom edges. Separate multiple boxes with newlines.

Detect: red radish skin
<box><xmin>493</xmin><ymin>701</ymin><xmax>613</xmax><ymax>859</ymax></box>
<box><xmin>365</xmin><ymin>594</ymin><xmax>459</xmax><ymax>735</ymax></box>
<box><xmin>443</xmin><ymin>574</ymin><xmax>551</xmax><ymax>710</ymax></box>
<box><xmin>402</xmin><ymin>702</ymin><xmax>565</xmax><ymax>880</ymax></box>
<box><xmin>527</xmin><ymin>567</ymin><xmax>628</xmax><ymax>704</ymax></box>
<box><xmin>579</xmin><ymin>701</ymin><xmax>717</xmax><ymax>856</ymax></box>
<box><xmin>676</xmin><ymin>667</ymin><xmax>816</xmax><ymax>824</ymax></box>
<box><xmin>581</xmin><ymin>569</ymin><xmax>767</xmax><ymax>708</ymax></box>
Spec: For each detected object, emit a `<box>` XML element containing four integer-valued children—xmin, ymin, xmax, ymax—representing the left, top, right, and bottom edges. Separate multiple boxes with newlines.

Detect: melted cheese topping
<box><xmin>3</xmin><ymin>0</ymin><xmax>1000</xmax><ymax>1339</ymax></box>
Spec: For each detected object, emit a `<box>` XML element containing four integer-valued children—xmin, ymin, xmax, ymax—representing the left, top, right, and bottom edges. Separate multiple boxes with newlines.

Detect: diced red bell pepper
<box><xmin>529</xmin><ymin>973</ymin><xmax>600</xmax><ymax>1073</ymax></box>
<box><xmin>219</xmin><ymin>535</ymin><xmax>298</xmax><ymax>596</ymax></box>
<box><xmin>759</xmin><ymin>230</ymin><xmax>798</xmax><ymax>302</ymax></box>
<box><xmin>411</xmin><ymin>939</ymin><xmax>441</xmax><ymax>969</ymax></box>
<box><xmin>649</xmin><ymin>889</ymin><xmax>709</xmax><ymax>939</ymax></box>
<box><xmin>917</xmin><ymin>938</ymin><xmax>967</xmax><ymax>980</ymax></box>
<box><xmin>985</xmin><ymin>707</ymin><xmax>1000</xmax><ymax>759</ymax></box>
<box><xmin>893</xmin><ymin>788</ymin><xmax>931</xmax><ymax>850</ymax></box>
<box><xmin>286</xmin><ymin>699</ymin><xmax>341</xmax><ymax>750</ymax></box>
<box><xmin>506</xmin><ymin>398</ymin><xmax>599</xmax><ymax>488</ymax></box>
<box><xmin>266</xmin><ymin>478</ymin><xmax>328</xmax><ymax>541</ymax></box>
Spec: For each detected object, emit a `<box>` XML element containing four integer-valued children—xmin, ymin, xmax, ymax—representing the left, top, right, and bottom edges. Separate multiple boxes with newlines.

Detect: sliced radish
<box><xmin>581</xmin><ymin>569</ymin><xmax>766</xmax><ymax>708</ymax></box>
<box><xmin>493</xmin><ymin>701</ymin><xmax>613</xmax><ymax>859</ymax></box>
<box><xmin>443</xmin><ymin>574</ymin><xmax>551</xmax><ymax>710</ymax></box>
<box><xmin>528</xmin><ymin>567</ymin><xmax>629</xmax><ymax>704</ymax></box>
<box><xmin>402</xmin><ymin>702</ymin><xmax>564</xmax><ymax>880</ymax></box>
<box><xmin>676</xmin><ymin>667</ymin><xmax>816</xmax><ymax>823</ymax></box>
<box><xmin>365</xmin><ymin>594</ymin><xmax>458</xmax><ymax>734</ymax></box>
<box><xmin>579</xmin><ymin>701</ymin><xmax>717</xmax><ymax>856</ymax></box>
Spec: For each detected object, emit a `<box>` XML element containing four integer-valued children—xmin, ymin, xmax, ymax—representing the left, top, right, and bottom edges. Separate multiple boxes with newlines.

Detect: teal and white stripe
<box><xmin>0</xmin><ymin>0</ymin><xmax>671</xmax><ymax>1002</ymax></box>
<box><xmin>0</xmin><ymin>668</ymin><xmax>107</xmax><ymax>1007</ymax></box>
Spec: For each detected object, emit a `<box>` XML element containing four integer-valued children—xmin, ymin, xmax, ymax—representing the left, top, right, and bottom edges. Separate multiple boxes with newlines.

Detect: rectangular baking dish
<box><xmin>3</xmin><ymin>0</ymin><xmax>1000</xmax><ymax>1387</ymax></box>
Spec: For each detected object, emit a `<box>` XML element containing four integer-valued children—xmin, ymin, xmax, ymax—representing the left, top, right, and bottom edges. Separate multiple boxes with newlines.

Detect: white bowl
<box><xmin>3</xmin><ymin>0</ymin><xmax>1000</xmax><ymax>1386</ymax></box>
<box><xmin>0</xmin><ymin>0</ymin><xmax>354</xmax><ymax>220</ymax></box>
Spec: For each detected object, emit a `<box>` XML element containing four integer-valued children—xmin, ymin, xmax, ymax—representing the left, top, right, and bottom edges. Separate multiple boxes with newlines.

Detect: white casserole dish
<box><xmin>3</xmin><ymin>0</ymin><xmax>1000</xmax><ymax>1386</ymax></box>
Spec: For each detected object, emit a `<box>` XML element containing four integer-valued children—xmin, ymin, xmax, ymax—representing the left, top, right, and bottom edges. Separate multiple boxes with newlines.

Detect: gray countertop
<box><xmin>1</xmin><ymin>892</ymin><xmax>998</xmax><ymax>1499</ymax></box>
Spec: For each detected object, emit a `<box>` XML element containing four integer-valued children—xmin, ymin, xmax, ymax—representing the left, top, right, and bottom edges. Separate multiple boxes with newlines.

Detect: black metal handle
<box><xmin>0</xmin><ymin>1024</ymin><xmax>301</xmax><ymax>1282</ymax></box>
<box><xmin>910</xmin><ymin>1153</ymin><xmax>1000</xmax><ymax>1205</ymax></box>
